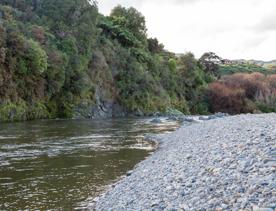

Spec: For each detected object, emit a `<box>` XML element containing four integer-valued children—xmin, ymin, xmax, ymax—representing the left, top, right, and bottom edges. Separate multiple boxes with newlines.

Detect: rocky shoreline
<box><xmin>92</xmin><ymin>114</ymin><xmax>276</xmax><ymax>210</ymax></box>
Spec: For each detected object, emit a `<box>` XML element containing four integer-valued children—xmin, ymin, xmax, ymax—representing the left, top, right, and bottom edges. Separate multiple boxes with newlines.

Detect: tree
<box><xmin>168</xmin><ymin>58</ymin><xmax>177</xmax><ymax>72</ymax></box>
<box><xmin>179</xmin><ymin>52</ymin><xmax>199</xmax><ymax>73</ymax></box>
<box><xmin>110</xmin><ymin>5</ymin><xmax>147</xmax><ymax>42</ymax></box>
<box><xmin>25</xmin><ymin>39</ymin><xmax>48</xmax><ymax>74</ymax></box>
<box><xmin>0</xmin><ymin>26</ymin><xmax>6</xmax><ymax>64</ymax></box>
<box><xmin>32</xmin><ymin>0</ymin><xmax>42</xmax><ymax>11</ymax></box>
<box><xmin>199</xmin><ymin>52</ymin><xmax>221</xmax><ymax>76</ymax></box>
<box><xmin>148</xmin><ymin>38</ymin><xmax>164</xmax><ymax>53</ymax></box>
<box><xmin>0</xmin><ymin>0</ymin><xmax>215</xmax><ymax>122</ymax></box>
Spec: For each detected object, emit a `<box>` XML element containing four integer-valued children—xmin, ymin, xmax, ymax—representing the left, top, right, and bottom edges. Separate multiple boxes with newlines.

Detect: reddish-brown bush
<box><xmin>222</xmin><ymin>73</ymin><xmax>267</xmax><ymax>99</ymax></box>
<box><xmin>208</xmin><ymin>73</ymin><xmax>276</xmax><ymax>114</ymax></box>
<box><xmin>32</xmin><ymin>26</ymin><xmax>46</xmax><ymax>44</ymax></box>
<box><xmin>208</xmin><ymin>82</ymin><xmax>247</xmax><ymax>114</ymax></box>
<box><xmin>268</xmin><ymin>75</ymin><xmax>276</xmax><ymax>89</ymax></box>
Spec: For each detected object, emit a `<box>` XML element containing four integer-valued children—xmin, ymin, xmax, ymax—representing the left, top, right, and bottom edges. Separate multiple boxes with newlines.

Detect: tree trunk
<box><xmin>12</xmin><ymin>0</ymin><xmax>17</xmax><ymax>7</ymax></box>
<box><xmin>32</xmin><ymin>0</ymin><xmax>38</xmax><ymax>11</ymax></box>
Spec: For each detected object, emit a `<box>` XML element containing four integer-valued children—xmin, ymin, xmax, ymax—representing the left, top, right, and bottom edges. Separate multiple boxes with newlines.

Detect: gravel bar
<box><xmin>94</xmin><ymin>114</ymin><xmax>276</xmax><ymax>210</ymax></box>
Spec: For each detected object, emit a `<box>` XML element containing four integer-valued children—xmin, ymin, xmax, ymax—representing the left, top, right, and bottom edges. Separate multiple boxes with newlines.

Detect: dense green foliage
<box><xmin>0</xmin><ymin>0</ymin><xmax>213</xmax><ymax>122</ymax></box>
<box><xmin>1</xmin><ymin>0</ymin><xmax>274</xmax><ymax>122</ymax></box>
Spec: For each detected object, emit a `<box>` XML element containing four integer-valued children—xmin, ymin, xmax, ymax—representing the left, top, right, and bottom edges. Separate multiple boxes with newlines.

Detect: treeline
<box><xmin>0</xmin><ymin>0</ymin><xmax>216</xmax><ymax>121</ymax></box>
<box><xmin>0</xmin><ymin>0</ymin><xmax>275</xmax><ymax>122</ymax></box>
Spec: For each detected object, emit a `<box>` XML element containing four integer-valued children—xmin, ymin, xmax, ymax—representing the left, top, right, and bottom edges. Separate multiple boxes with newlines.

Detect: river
<box><xmin>0</xmin><ymin>118</ymin><xmax>179</xmax><ymax>210</ymax></box>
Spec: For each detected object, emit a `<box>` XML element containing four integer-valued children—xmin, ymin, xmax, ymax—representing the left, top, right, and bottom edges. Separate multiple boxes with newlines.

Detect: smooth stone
<box><xmin>151</xmin><ymin>118</ymin><xmax>163</xmax><ymax>123</ymax></box>
<box><xmin>94</xmin><ymin>114</ymin><xmax>276</xmax><ymax>210</ymax></box>
<box><xmin>253</xmin><ymin>206</ymin><xmax>274</xmax><ymax>211</ymax></box>
<box><xmin>199</xmin><ymin>116</ymin><xmax>211</xmax><ymax>121</ymax></box>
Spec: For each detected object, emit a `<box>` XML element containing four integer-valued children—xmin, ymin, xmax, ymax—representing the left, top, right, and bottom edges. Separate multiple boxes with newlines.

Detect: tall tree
<box><xmin>110</xmin><ymin>5</ymin><xmax>147</xmax><ymax>42</ymax></box>
<box><xmin>199</xmin><ymin>52</ymin><xmax>221</xmax><ymax>76</ymax></box>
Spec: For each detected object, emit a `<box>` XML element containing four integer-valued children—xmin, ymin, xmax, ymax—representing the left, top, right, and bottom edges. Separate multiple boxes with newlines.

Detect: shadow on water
<box><xmin>0</xmin><ymin>118</ymin><xmax>179</xmax><ymax>210</ymax></box>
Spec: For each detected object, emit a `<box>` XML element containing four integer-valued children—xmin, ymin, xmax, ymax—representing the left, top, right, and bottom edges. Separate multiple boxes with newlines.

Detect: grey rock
<box><xmin>126</xmin><ymin>171</ymin><xmax>133</xmax><ymax>177</ymax></box>
<box><xmin>182</xmin><ymin>117</ymin><xmax>197</xmax><ymax>123</ymax></box>
<box><xmin>167</xmin><ymin>116</ymin><xmax>179</xmax><ymax>121</ymax></box>
<box><xmin>214</xmin><ymin>112</ymin><xmax>229</xmax><ymax>118</ymax></box>
<box><xmin>132</xmin><ymin>109</ymin><xmax>144</xmax><ymax>117</ymax></box>
<box><xmin>151</xmin><ymin>118</ymin><xmax>163</xmax><ymax>124</ymax></box>
<box><xmin>199</xmin><ymin>116</ymin><xmax>211</xmax><ymax>121</ymax></box>
<box><xmin>253</xmin><ymin>206</ymin><xmax>274</xmax><ymax>211</ymax></box>
<box><xmin>93</xmin><ymin>114</ymin><xmax>276</xmax><ymax>210</ymax></box>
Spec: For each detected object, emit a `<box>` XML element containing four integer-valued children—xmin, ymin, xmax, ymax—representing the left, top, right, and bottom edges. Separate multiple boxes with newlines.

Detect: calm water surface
<box><xmin>0</xmin><ymin>118</ymin><xmax>179</xmax><ymax>210</ymax></box>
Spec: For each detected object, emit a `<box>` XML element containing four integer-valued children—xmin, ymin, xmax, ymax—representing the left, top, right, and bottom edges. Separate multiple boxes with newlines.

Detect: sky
<box><xmin>98</xmin><ymin>0</ymin><xmax>276</xmax><ymax>61</ymax></box>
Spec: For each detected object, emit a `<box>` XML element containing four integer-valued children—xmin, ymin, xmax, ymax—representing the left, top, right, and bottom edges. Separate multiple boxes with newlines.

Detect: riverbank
<box><xmin>93</xmin><ymin>114</ymin><xmax>276</xmax><ymax>210</ymax></box>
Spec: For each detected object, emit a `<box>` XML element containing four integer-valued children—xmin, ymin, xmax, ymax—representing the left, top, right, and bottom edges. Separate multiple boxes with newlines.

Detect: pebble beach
<box><xmin>94</xmin><ymin>114</ymin><xmax>276</xmax><ymax>210</ymax></box>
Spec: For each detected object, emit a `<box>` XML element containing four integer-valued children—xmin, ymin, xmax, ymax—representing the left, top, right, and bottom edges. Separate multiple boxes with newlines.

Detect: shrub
<box><xmin>0</xmin><ymin>101</ymin><xmax>27</xmax><ymax>122</ymax></box>
<box><xmin>208</xmin><ymin>73</ymin><xmax>276</xmax><ymax>114</ymax></box>
<box><xmin>27</xmin><ymin>102</ymin><xmax>50</xmax><ymax>120</ymax></box>
<box><xmin>208</xmin><ymin>82</ymin><xmax>248</xmax><ymax>114</ymax></box>
<box><xmin>0</xmin><ymin>1</ymin><xmax>214</xmax><ymax>121</ymax></box>
<box><xmin>25</xmin><ymin>39</ymin><xmax>48</xmax><ymax>74</ymax></box>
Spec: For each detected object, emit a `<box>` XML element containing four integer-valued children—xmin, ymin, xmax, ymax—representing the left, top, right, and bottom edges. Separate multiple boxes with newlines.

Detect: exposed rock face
<box><xmin>73</xmin><ymin>100</ymin><xmax>126</xmax><ymax>119</ymax></box>
<box><xmin>73</xmin><ymin>86</ymin><xmax>126</xmax><ymax>119</ymax></box>
<box><xmin>74</xmin><ymin>101</ymin><xmax>113</xmax><ymax>119</ymax></box>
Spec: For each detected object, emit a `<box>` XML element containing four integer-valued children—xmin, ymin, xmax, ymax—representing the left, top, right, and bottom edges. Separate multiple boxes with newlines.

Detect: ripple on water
<box><xmin>0</xmin><ymin>177</ymin><xmax>12</xmax><ymax>181</ymax></box>
<box><xmin>0</xmin><ymin>160</ymin><xmax>10</xmax><ymax>167</ymax></box>
<box><xmin>0</xmin><ymin>118</ymin><xmax>180</xmax><ymax>210</ymax></box>
<box><xmin>69</xmin><ymin>135</ymin><xmax>113</xmax><ymax>140</ymax></box>
<box><xmin>15</xmin><ymin>168</ymin><xmax>34</xmax><ymax>172</ymax></box>
<box><xmin>1</xmin><ymin>144</ymin><xmax>35</xmax><ymax>150</ymax></box>
<box><xmin>0</xmin><ymin>136</ymin><xmax>17</xmax><ymax>140</ymax></box>
<box><xmin>0</xmin><ymin>182</ymin><xmax>17</xmax><ymax>187</ymax></box>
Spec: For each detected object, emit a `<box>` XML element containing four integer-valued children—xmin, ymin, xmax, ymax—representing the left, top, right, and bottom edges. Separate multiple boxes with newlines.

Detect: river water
<box><xmin>0</xmin><ymin>118</ymin><xmax>179</xmax><ymax>210</ymax></box>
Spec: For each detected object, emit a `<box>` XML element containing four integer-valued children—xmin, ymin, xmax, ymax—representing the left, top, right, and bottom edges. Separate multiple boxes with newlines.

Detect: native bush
<box><xmin>0</xmin><ymin>0</ymin><xmax>216</xmax><ymax>121</ymax></box>
<box><xmin>208</xmin><ymin>73</ymin><xmax>276</xmax><ymax>114</ymax></box>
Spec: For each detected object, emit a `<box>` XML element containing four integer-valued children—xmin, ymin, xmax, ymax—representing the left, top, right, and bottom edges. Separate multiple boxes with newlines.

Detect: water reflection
<box><xmin>0</xmin><ymin>118</ymin><xmax>179</xmax><ymax>210</ymax></box>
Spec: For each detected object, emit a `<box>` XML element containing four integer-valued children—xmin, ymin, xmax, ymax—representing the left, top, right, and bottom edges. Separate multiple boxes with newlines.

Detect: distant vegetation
<box><xmin>218</xmin><ymin>63</ymin><xmax>272</xmax><ymax>76</ymax></box>
<box><xmin>0</xmin><ymin>0</ymin><xmax>275</xmax><ymax>122</ymax></box>
<box><xmin>208</xmin><ymin>73</ymin><xmax>276</xmax><ymax>114</ymax></box>
<box><xmin>245</xmin><ymin>60</ymin><xmax>276</xmax><ymax>71</ymax></box>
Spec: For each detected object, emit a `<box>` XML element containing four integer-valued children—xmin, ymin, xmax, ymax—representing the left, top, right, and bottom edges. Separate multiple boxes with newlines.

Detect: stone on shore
<box><xmin>93</xmin><ymin>114</ymin><xmax>276</xmax><ymax>210</ymax></box>
<box><xmin>151</xmin><ymin>118</ymin><xmax>163</xmax><ymax>123</ymax></box>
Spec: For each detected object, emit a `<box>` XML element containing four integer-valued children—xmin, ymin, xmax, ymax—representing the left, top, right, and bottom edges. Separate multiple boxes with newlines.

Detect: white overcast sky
<box><xmin>98</xmin><ymin>0</ymin><xmax>276</xmax><ymax>61</ymax></box>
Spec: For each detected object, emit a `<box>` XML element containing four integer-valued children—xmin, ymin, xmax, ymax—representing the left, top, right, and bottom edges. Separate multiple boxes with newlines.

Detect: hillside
<box><xmin>0</xmin><ymin>0</ymin><xmax>213</xmax><ymax>122</ymax></box>
<box><xmin>235</xmin><ymin>59</ymin><xmax>276</xmax><ymax>70</ymax></box>
<box><xmin>253</xmin><ymin>60</ymin><xmax>276</xmax><ymax>71</ymax></box>
<box><xmin>218</xmin><ymin>58</ymin><xmax>276</xmax><ymax>76</ymax></box>
<box><xmin>218</xmin><ymin>63</ymin><xmax>273</xmax><ymax>76</ymax></box>
<box><xmin>0</xmin><ymin>1</ymin><xmax>275</xmax><ymax>122</ymax></box>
